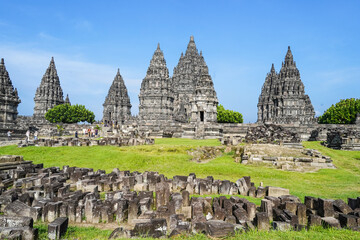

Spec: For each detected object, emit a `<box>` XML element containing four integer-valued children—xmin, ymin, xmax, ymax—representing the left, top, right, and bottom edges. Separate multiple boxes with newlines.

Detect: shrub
<box><xmin>45</xmin><ymin>104</ymin><xmax>95</xmax><ymax>124</ymax></box>
<box><xmin>318</xmin><ymin>98</ymin><xmax>360</xmax><ymax>124</ymax></box>
<box><xmin>217</xmin><ymin>104</ymin><xmax>243</xmax><ymax>123</ymax></box>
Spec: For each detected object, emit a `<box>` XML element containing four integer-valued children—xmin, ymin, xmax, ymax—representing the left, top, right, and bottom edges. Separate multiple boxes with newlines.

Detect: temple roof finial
<box><xmin>271</xmin><ymin>63</ymin><xmax>275</xmax><ymax>73</ymax></box>
<box><xmin>117</xmin><ymin>68</ymin><xmax>120</xmax><ymax>74</ymax></box>
<box><xmin>0</xmin><ymin>58</ymin><xmax>4</xmax><ymax>65</ymax></box>
<box><xmin>157</xmin><ymin>43</ymin><xmax>160</xmax><ymax>50</ymax></box>
<box><xmin>190</xmin><ymin>35</ymin><xmax>194</xmax><ymax>42</ymax></box>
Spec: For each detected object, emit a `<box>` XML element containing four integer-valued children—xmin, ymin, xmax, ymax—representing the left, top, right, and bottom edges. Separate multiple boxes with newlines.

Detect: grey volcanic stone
<box><xmin>102</xmin><ymin>69</ymin><xmax>131</xmax><ymax>124</ymax></box>
<box><xmin>33</xmin><ymin>57</ymin><xmax>65</xmax><ymax>119</ymax></box>
<box><xmin>138</xmin><ymin>44</ymin><xmax>174</xmax><ymax>121</ymax></box>
<box><xmin>0</xmin><ymin>58</ymin><xmax>21</xmax><ymax>125</ymax></box>
<box><xmin>257</xmin><ymin>47</ymin><xmax>315</xmax><ymax>124</ymax></box>
<box><xmin>172</xmin><ymin>36</ymin><xmax>218</xmax><ymax>123</ymax></box>
<box><xmin>48</xmin><ymin>217</ymin><xmax>68</xmax><ymax>240</ymax></box>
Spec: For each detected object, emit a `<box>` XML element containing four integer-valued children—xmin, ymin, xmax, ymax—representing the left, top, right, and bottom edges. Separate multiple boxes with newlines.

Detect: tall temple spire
<box><xmin>270</xmin><ymin>63</ymin><xmax>276</xmax><ymax>74</ymax></box>
<box><xmin>0</xmin><ymin>58</ymin><xmax>21</xmax><ymax>125</ymax></box>
<box><xmin>103</xmin><ymin>68</ymin><xmax>131</xmax><ymax>123</ymax></box>
<box><xmin>257</xmin><ymin>47</ymin><xmax>315</xmax><ymax>124</ymax></box>
<box><xmin>33</xmin><ymin>57</ymin><xmax>64</xmax><ymax>119</ymax></box>
<box><xmin>138</xmin><ymin>44</ymin><xmax>173</xmax><ymax>121</ymax></box>
<box><xmin>171</xmin><ymin>36</ymin><xmax>217</xmax><ymax>123</ymax></box>
<box><xmin>284</xmin><ymin>46</ymin><xmax>294</xmax><ymax>66</ymax></box>
<box><xmin>185</xmin><ymin>35</ymin><xmax>198</xmax><ymax>56</ymax></box>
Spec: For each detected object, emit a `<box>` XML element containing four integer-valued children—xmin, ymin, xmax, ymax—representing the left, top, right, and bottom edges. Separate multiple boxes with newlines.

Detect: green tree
<box><xmin>318</xmin><ymin>98</ymin><xmax>360</xmax><ymax>124</ymax></box>
<box><xmin>217</xmin><ymin>104</ymin><xmax>243</xmax><ymax>123</ymax></box>
<box><xmin>45</xmin><ymin>104</ymin><xmax>95</xmax><ymax>124</ymax></box>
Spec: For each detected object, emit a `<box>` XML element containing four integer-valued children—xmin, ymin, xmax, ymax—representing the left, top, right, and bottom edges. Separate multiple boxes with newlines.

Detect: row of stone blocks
<box><xmin>0</xmin><ymin>160</ymin><xmax>360</xmax><ymax>238</ymax></box>
<box><xmin>17</xmin><ymin>136</ymin><xmax>155</xmax><ymax>148</ymax></box>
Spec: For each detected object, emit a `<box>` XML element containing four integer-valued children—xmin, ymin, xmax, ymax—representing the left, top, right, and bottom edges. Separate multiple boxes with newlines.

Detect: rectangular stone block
<box><xmin>48</xmin><ymin>217</ymin><xmax>68</xmax><ymax>240</ymax></box>
<box><xmin>267</xmin><ymin>186</ymin><xmax>289</xmax><ymax>197</ymax></box>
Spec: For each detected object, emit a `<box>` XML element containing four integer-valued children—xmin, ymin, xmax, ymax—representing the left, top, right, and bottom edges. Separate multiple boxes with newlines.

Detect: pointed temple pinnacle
<box><xmin>190</xmin><ymin>35</ymin><xmax>194</xmax><ymax>42</ymax></box>
<box><xmin>117</xmin><ymin>68</ymin><xmax>120</xmax><ymax>74</ymax></box>
<box><xmin>271</xmin><ymin>63</ymin><xmax>275</xmax><ymax>72</ymax></box>
<box><xmin>51</xmin><ymin>56</ymin><xmax>54</xmax><ymax>62</ymax></box>
<box><xmin>0</xmin><ymin>58</ymin><xmax>4</xmax><ymax>65</ymax></box>
<box><xmin>157</xmin><ymin>43</ymin><xmax>160</xmax><ymax>50</ymax></box>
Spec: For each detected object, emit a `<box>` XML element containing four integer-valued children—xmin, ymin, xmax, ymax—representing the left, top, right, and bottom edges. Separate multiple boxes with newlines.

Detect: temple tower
<box><xmin>0</xmin><ymin>58</ymin><xmax>21</xmax><ymax>125</ymax></box>
<box><xmin>257</xmin><ymin>47</ymin><xmax>315</xmax><ymax>124</ymax></box>
<box><xmin>138</xmin><ymin>44</ymin><xmax>174</xmax><ymax>121</ymax></box>
<box><xmin>190</xmin><ymin>53</ymin><xmax>218</xmax><ymax>123</ymax></box>
<box><xmin>103</xmin><ymin>69</ymin><xmax>132</xmax><ymax>124</ymax></box>
<box><xmin>172</xmin><ymin>36</ymin><xmax>217</xmax><ymax>122</ymax></box>
<box><xmin>64</xmin><ymin>94</ymin><xmax>71</xmax><ymax>105</ymax></box>
<box><xmin>33</xmin><ymin>57</ymin><xmax>64</xmax><ymax>119</ymax></box>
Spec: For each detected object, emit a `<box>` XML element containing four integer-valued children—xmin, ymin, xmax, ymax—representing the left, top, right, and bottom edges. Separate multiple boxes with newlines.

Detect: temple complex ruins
<box><xmin>103</xmin><ymin>69</ymin><xmax>132</xmax><ymax>124</ymax></box>
<box><xmin>33</xmin><ymin>57</ymin><xmax>65</xmax><ymax>120</ymax></box>
<box><xmin>0</xmin><ymin>58</ymin><xmax>21</xmax><ymax>126</ymax></box>
<box><xmin>0</xmin><ymin>39</ymin><xmax>359</xmax><ymax>143</ymax></box>
<box><xmin>257</xmin><ymin>47</ymin><xmax>315</xmax><ymax>125</ymax></box>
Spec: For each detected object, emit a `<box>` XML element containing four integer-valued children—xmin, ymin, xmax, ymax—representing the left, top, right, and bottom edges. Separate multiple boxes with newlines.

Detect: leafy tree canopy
<box><xmin>217</xmin><ymin>104</ymin><xmax>243</xmax><ymax>123</ymax></box>
<box><xmin>318</xmin><ymin>98</ymin><xmax>360</xmax><ymax>124</ymax></box>
<box><xmin>45</xmin><ymin>104</ymin><xmax>95</xmax><ymax>124</ymax></box>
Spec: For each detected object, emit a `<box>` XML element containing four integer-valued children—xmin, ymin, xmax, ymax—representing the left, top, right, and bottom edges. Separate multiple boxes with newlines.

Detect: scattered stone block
<box><xmin>267</xmin><ymin>186</ymin><xmax>290</xmax><ymax>197</ymax></box>
<box><xmin>321</xmin><ymin>217</ymin><xmax>340</xmax><ymax>229</ymax></box>
<box><xmin>48</xmin><ymin>217</ymin><xmax>68</xmax><ymax>240</ymax></box>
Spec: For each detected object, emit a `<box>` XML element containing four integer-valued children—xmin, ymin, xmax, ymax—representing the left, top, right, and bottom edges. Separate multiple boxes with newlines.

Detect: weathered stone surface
<box><xmin>339</xmin><ymin>214</ymin><xmax>358</xmax><ymax>228</ymax></box>
<box><xmin>33</xmin><ymin>57</ymin><xmax>65</xmax><ymax>119</ymax></box>
<box><xmin>321</xmin><ymin>217</ymin><xmax>340</xmax><ymax>229</ymax></box>
<box><xmin>4</xmin><ymin>200</ymin><xmax>39</xmax><ymax>221</ymax></box>
<box><xmin>267</xmin><ymin>186</ymin><xmax>290</xmax><ymax>197</ymax></box>
<box><xmin>318</xmin><ymin>198</ymin><xmax>334</xmax><ymax>217</ymax></box>
<box><xmin>0</xmin><ymin>58</ymin><xmax>21</xmax><ymax>125</ymax></box>
<box><xmin>103</xmin><ymin>69</ymin><xmax>131</xmax><ymax>124</ymax></box>
<box><xmin>48</xmin><ymin>217</ymin><xmax>68</xmax><ymax>240</ymax></box>
<box><xmin>256</xmin><ymin>212</ymin><xmax>270</xmax><ymax>230</ymax></box>
<box><xmin>130</xmin><ymin>218</ymin><xmax>167</xmax><ymax>238</ymax></box>
<box><xmin>172</xmin><ymin>36</ymin><xmax>218</xmax><ymax>123</ymax></box>
<box><xmin>257</xmin><ymin>47</ymin><xmax>315</xmax><ymax>125</ymax></box>
<box><xmin>138</xmin><ymin>44</ymin><xmax>174</xmax><ymax>121</ymax></box>
<box><xmin>272</xmin><ymin>221</ymin><xmax>292</xmax><ymax>231</ymax></box>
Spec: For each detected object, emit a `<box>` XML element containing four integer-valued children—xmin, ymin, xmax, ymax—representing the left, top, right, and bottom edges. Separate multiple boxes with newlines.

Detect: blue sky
<box><xmin>1</xmin><ymin>1</ymin><xmax>359</xmax><ymax>123</ymax></box>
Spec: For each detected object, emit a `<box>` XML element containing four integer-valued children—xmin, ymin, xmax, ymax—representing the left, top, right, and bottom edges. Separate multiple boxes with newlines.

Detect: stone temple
<box><xmin>257</xmin><ymin>46</ymin><xmax>315</xmax><ymax>124</ymax></box>
<box><xmin>33</xmin><ymin>57</ymin><xmax>65</xmax><ymax>119</ymax></box>
<box><xmin>138</xmin><ymin>44</ymin><xmax>174</xmax><ymax>122</ymax></box>
<box><xmin>103</xmin><ymin>69</ymin><xmax>131</xmax><ymax>124</ymax></box>
<box><xmin>0</xmin><ymin>58</ymin><xmax>21</xmax><ymax>125</ymax></box>
<box><xmin>172</xmin><ymin>36</ymin><xmax>218</xmax><ymax>123</ymax></box>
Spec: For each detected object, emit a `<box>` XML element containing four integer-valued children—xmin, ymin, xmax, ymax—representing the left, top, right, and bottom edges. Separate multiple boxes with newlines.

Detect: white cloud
<box><xmin>0</xmin><ymin>46</ymin><xmax>141</xmax><ymax>120</ymax></box>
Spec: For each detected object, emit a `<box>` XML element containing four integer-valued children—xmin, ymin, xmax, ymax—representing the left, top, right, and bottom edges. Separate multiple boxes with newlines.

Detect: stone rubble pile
<box><xmin>0</xmin><ymin>156</ymin><xmax>359</xmax><ymax>238</ymax></box>
<box><xmin>241</xmin><ymin>148</ymin><xmax>335</xmax><ymax>172</ymax></box>
<box><xmin>325</xmin><ymin>127</ymin><xmax>360</xmax><ymax>151</ymax></box>
<box><xmin>17</xmin><ymin>136</ymin><xmax>154</xmax><ymax>148</ymax></box>
<box><xmin>245</xmin><ymin>124</ymin><xmax>301</xmax><ymax>144</ymax></box>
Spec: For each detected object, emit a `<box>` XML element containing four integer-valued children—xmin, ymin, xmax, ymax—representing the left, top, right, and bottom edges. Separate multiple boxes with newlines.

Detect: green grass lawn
<box><xmin>1</xmin><ymin>138</ymin><xmax>360</xmax><ymax>239</ymax></box>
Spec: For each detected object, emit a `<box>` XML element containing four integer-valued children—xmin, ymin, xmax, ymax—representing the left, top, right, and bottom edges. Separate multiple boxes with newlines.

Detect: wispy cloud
<box><xmin>38</xmin><ymin>32</ymin><xmax>59</xmax><ymax>41</ymax></box>
<box><xmin>74</xmin><ymin>20</ymin><xmax>92</xmax><ymax>31</ymax></box>
<box><xmin>0</xmin><ymin>46</ymin><xmax>141</xmax><ymax>119</ymax></box>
